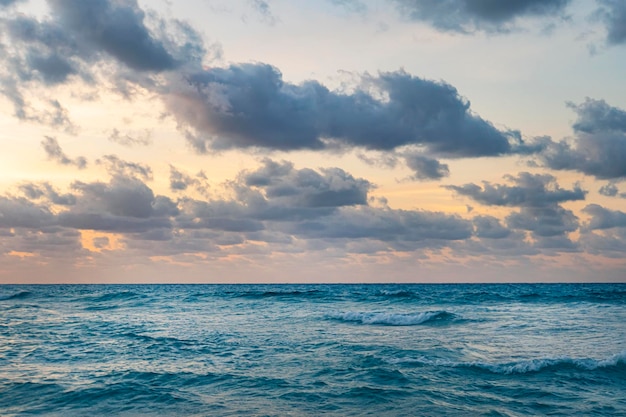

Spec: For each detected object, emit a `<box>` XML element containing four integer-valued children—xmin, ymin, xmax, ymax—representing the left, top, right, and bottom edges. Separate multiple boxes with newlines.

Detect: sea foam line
<box><xmin>391</xmin><ymin>350</ymin><xmax>626</xmax><ymax>374</ymax></box>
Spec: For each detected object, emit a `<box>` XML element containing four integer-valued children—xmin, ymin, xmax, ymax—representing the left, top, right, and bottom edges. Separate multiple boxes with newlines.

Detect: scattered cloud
<box><xmin>107</xmin><ymin>129</ymin><xmax>152</xmax><ymax>147</ymax></box>
<box><xmin>168</xmin><ymin>65</ymin><xmax>527</xmax><ymax>157</ymax></box>
<box><xmin>446</xmin><ymin>172</ymin><xmax>584</xmax><ymax>239</ymax></box>
<box><xmin>403</xmin><ymin>152</ymin><xmax>450</xmax><ymax>180</ymax></box>
<box><xmin>538</xmin><ymin>99</ymin><xmax>626</xmax><ymax>179</ymax></box>
<box><xmin>390</xmin><ymin>0</ymin><xmax>571</xmax><ymax>33</ymax></box>
<box><xmin>96</xmin><ymin>155</ymin><xmax>153</xmax><ymax>181</ymax></box>
<box><xmin>594</xmin><ymin>0</ymin><xmax>626</xmax><ymax>45</ymax></box>
<box><xmin>41</xmin><ymin>136</ymin><xmax>87</xmax><ymax>169</ymax></box>
<box><xmin>582</xmin><ymin>204</ymin><xmax>626</xmax><ymax>230</ymax></box>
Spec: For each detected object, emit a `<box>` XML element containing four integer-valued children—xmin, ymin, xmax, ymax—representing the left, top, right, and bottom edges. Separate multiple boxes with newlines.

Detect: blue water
<box><xmin>1</xmin><ymin>284</ymin><xmax>625</xmax><ymax>416</ymax></box>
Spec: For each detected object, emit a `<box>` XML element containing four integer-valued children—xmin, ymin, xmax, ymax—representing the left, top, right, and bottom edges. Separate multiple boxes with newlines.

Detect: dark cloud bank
<box><xmin>0</xmin><ymin>0</ymin><xmax>625</xmax><ymax>267</ymax></box>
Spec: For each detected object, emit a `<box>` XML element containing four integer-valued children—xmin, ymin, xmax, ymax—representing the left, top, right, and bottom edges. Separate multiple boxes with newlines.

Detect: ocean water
<box><xmin>1</xmin><ymin>284</ymin><xmax>625</xmax><ymax>416</ymax></box>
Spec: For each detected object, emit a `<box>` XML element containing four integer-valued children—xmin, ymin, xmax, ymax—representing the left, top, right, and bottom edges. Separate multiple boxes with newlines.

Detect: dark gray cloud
<box><xmin>284</xmin><ymin>206</ymin><xmax>473</xmax><ymax>247</ymax></box>
<box><xmin>41</xmin><ymin>136</ymin><xmax>87</xmax><ymax>169</ymax></box>
<box><xmin>169</xmin><ymin>65</ymin><xmax>526</xmax><ymax>156</ymax></box>
<box><xmin>19</xmin><ymin>182</ymin><xmax>76</xmax><ymax>206</ymax></box>
<box><xmin>70</xmin><ymin>176</ymin><xmax>174</xmax><ymax>219</ymax></box>
<box><xmin>404</xmin><ymin>153</ymin><xmax>450</xmax><ymax>180</ymax></box>
<box><xmin>445</xmin><ymin>172</ymin><xmax>586</xmax><ymax>207</ymax></box>
<box><xmin>539</xmin><ymin>99</ymin><xmax>626</xmax><ymax>179</ymax></box>
<box><xmin>48</xmin><ymin>0</ymin><xmax>176</xmax><ymax>72</ymax></box>
<box><xmin>55</xmin><ymin>175</ymin><xmax>178</xmax><ymax>234</ymax></box>
<box><xmin>506</xmin><ymin>206</ymin><xmax>578</xmax><ymax>237</ymax></box>
<box><xmin>598</xmin><ymin>183</ymin><xmax>626</xmax><ymax>198</ymax></box>
<box><xmin>390</xmin><ymin>0</ymin><xmax>570</xmax><ymax>33</ymax></box>
<box><xmin>446</xmin><ymin>172</ymin><xmax>584</xmax><ymax>238</ymax></box>
<box><xmin>0</xmin><ymin>0</ymin><xmax>206</xmax><ymax>126</ymax></box>
<box><xmin>0</xmin><ymin>196</ymin><xmax>55</xmax><ymax>229</ymax></box>
<box><xmin>582</xmin><ymin>204</ymin><xmax>626</xmax><ymax>230</ymax></box>
<box><xmin>240</xmin><ymin>159</ymin><xmax>372</xmax><ymax>208</ymax></box>
<box><xmin>595</xmin><ymin>0</ymin><xmax>626</xmax><ymax>45</ymax></box>
<box><xmin>569</xmin><ymin>98</ymin><xmax>626</xmax><ymax>133</ymax></box>
<box><xmin>473</xmin><ymin>215</ymin><xmax>510</xmax><ymax>238</ymax></box>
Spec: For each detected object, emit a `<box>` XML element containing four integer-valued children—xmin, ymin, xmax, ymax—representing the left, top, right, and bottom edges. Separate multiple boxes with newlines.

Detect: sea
<box><xmin>0</xmin><ymin>283</ymin><xmax>625</xmax><ymax>416</ymax></box>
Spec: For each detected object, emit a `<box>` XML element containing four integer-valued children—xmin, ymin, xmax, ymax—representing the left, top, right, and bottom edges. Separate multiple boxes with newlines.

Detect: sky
<box><xmin>0</xmin><ymin>0</ymin><xmax>625</xmax><ymax>283</ymax></box>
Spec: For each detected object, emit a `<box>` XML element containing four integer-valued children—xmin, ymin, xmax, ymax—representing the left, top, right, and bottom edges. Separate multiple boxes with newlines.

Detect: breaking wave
<box><xmin>329</xmin><ymin>310</ymin><xmax>455</xmax><ymax>326</ymax></box>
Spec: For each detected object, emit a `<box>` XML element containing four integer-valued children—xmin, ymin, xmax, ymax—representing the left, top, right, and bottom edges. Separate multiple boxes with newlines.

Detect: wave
<box><xmin>84</xmin><ymin>291</ymin><xmax>145</xmax><ymax>303</ymax></box>
<box><xmin>236</xmin><ymin>289</ymin><xmax>324</xmax><ymax>300</ymax></box>
<box><xmin>330</xmin><ymin>310</ymin><xmax>455</xmax><ymax>326</ymax></box>
<box><xmin>0</xmin><ymin>290</ymin><xmax>32</xmax><ymax>301</ymax></box>
<box><xmin>394</xmin><ymin>351</ymin><xmax>626</xmax><ymax>375</ymax></box>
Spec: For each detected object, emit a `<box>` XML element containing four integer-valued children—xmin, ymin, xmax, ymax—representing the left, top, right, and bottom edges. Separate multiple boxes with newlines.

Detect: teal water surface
<box><xmin>1</xmin><ymin>284</ymin><xmax>625</xmax><ymax>416</ymax></box>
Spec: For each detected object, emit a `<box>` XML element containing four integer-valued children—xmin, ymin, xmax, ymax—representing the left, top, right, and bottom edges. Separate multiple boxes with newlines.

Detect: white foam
<box><xmin>331</xmin><ymin>310</ymin><xmax>450</xmax><ymax>326</ymax></box>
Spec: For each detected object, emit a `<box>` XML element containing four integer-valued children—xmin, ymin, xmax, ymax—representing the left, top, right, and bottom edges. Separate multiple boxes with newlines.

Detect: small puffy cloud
<box><xmin>167</xmin><ymin>65</ymin><xmax>525</xmax><ymax>157</ymax></box>
<box><xmin>581</xmin><ymin>204</ymin><xmax>626</xmax><ymax>230</ymax></box>
<box><xmin>41</xmin><ymin>136</ymin><xmax>87</xmax><ymax>169</ymax></box>
<box><xmin>403</xmin><ymin>153</ymin><xmax>449</xmax><ymax>180</ymax></box>
<box><xmin>96</xmin><ymin>155</ymin><xmax>153</xmax><ymax>180</ymax></box>
<box><xmin>539</xmin><ymin>99</ymin><xmax>626</xmax><ymax>179</ymax></box>
<box><xmin>19</xmin><ymin>182</ymin><xmax>76</xmax><ymax>206</ymax></box>
<box><xmin>390</xmin><ymin>0</ymin><xmax>571</xmax><ymax>33</ymax></box>
<box><xmin>107</xmin><ymin>129</ymin><xmax>152</xmax><ymax>147</ymax></box>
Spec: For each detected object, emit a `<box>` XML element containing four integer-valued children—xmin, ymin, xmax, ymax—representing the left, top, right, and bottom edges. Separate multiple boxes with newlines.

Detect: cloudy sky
<box><xmin>1</xmin><ymin>0</ymin><xmax>625</xmax><ymax>283</ymax></box>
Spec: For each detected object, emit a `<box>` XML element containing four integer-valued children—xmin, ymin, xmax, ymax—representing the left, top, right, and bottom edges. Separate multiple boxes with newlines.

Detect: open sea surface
<box><xmin>1</xmin><ymin>283</ymin><xmax>625</xmax><ymax>416</ymax></box>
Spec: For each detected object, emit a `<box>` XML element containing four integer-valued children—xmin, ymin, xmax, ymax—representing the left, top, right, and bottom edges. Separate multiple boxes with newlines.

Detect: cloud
<box><xmin>473</xmin><ymin>215</ymin><xmax>510</xmax><ymax>239</ymax></box>
<box><xmin>0</xmin><ymin>0</ymin><xmax>24</xmax><ymax>7</ymax></box>
<box><xmin>0</xmin><ymin>196</ymin><xmax>55</xmax><ymax>229</ymax></box>
<box><xmin>569</xmin><ymin>98</ymin><xmax>626</xmax><ymax>133</ymax></box>
<box><xmin>96</xmin><ymin>155</ymin><xmax>153</xmax><ymax>180</ymax></box>
<box><xmin>582</xmin><ymin>204</ymin><xmax>626</xmax><ymax>230</ymax></box>
<box><xmin>0</xmin><ymin>0</ymin><xmax>207</xmax><ymax>125</ymax></box>
<box><xmin>248</xmin><ymin>0</ymin><xmax>278</xmax><ymax>25</ymax></box>
<box><xmin>403</xmin><ymin>153</ymin><xmax>449</xmax><ymax>180</ymax></box>
<box><xmin>168</xmin><ymin>65</ymin><xmax>526</xmax><ymax>157</ymax></box>
<box><xmin>445</xmin><ymin>172</ymin><xmax>586</xmax><ymax>207</ymax></box>
<box><xmin>506</xmin><ymin>206</ymin><xmax>578</xmax><ymax>237</ymax></box>
<box><xmin>19</xmin><ymin>182</ymin><xmax>76</xmax><ymax>206</ymax></box>
<box><xmin>41</xmin><ymin>136</ymin><xmax>87</xmax><ymax>169</ymax></box>
<box><xmin>539</xmin><ymin>99</ymin><xmax>626</xmax><ymax>179</ymax></box>
<box><xmin>48</xmin><ymin>0</ymin><xmax>176</xmax><ymax>72</ymax></box>
<box><xmin>284</xmin><ymin>206</ymin><xmax>473</xmax><ymax>246</ymax></box>
<box><xmin>107</xmin><ymin>129</ymin><xmax>152</xmax><ymax>147</ymax></box>
<box><xmin>390</xmin><ymin>0</ymin><xmax>571</xmax><ymax>33</ymax></box>
<box><xmin>446</xmin><ymin>172</ymin><xmax>584</xmax><ymax>238</ymax></box>
<box><xmin>595</xmin><ymin>0</ymin><xmax>626</xmax><ymax>45</ymax></box>
<box><xmin>240</xmin><ymin>159</ymin><xmax>372</xmax><ymax>209</ymax></box>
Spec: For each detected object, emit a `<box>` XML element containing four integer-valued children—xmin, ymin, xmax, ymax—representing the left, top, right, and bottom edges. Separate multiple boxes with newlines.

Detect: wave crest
<box><xmin>330</xmin><ymin>310</ymin><xmax>455</xmax><ymax>326</ymax></box>
<box><xmin>0</xmin><ymin>290</ymin><xmax>32</xmax><ymax>301</ymax></box>
<box><xmin>395</xmin><ymin>350</ymin><xmax>626</xmax><ymax>375</ymax></box>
